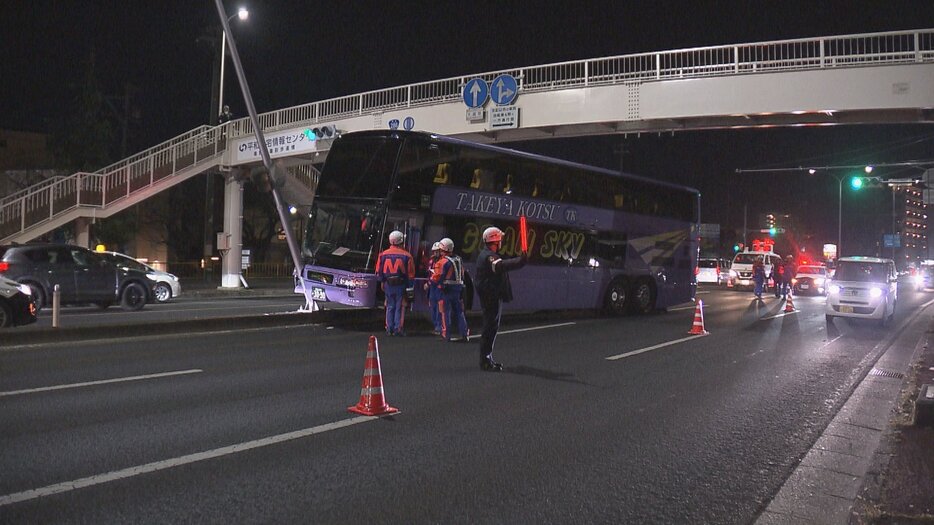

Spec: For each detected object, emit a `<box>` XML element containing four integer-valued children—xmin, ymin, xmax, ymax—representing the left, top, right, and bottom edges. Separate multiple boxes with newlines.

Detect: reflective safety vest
<box><xmin>443</xmin><ymin>255</ymin><xmax>464</xmax><ymax>286</ymax></box>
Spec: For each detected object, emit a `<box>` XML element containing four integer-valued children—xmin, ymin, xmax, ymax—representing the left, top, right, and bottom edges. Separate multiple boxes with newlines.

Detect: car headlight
<box><xmin>869</xmin><ymin>287</ymin><xmax>883</xmax><ymax>298</ymax></box>
<box><xmin>814</xmin><ymin>278</ymin><xmax>825</xmax><ymax>286</ymax></box>
<box><xmin>829</xmin><ymin>284</ymin><xmax>841</xmax><ymax>294</ymax></box>
<box><xmin>914</xmin><ymin>276</ymin><xmax>924</xmax><ymax>285</ymax></box>
<box><xmin>729</xmin><ymin>270</ymin><xmax>738</xmax><ymax>278</ymax></box>
<box><xmin>18</xmin><ymin>283</ymin><xmax>31</xmax><ymax>295</ymax></box>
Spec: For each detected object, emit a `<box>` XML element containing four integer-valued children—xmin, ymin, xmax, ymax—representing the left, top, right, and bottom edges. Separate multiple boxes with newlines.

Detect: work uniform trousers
<box><xmin>479</xmin><ymin>297</ymin><xmax>502</xmax><ymax>362</ymax></box>
<box><xmin>753</xmin><ymin>276</ymin><xmax>765</xmax><ymax>297</ymax></box>
<box><xmin>383</xmin><ymin>283</ymin><xmax>406</xmax><ymax>335</ymax></box>
<box><xmin>439</xmin><ymin>285</ymin><xmax>467</xmax><ymax>340</ymax></box>
<box><xmin>428</xmin><ymin>285</ymin><xmax>443</xmax><ymax>333</ymax></box>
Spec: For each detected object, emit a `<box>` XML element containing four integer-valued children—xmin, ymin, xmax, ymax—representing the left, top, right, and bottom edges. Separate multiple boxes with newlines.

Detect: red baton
<box><xmin>519</xmin><ymin>215</ymin><xmax>528</xmax><ymax>252</ymax></box>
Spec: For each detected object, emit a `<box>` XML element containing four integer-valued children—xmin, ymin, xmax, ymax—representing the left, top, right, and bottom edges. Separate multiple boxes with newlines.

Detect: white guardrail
<box><xmin>2</xmin><ymin>29</ymin><xmax>932</xmax><ymax>243</ymax></box>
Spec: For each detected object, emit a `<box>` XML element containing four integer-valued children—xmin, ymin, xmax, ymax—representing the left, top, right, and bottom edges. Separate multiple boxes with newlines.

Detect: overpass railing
<box><xmin>4</xmin><ymin>29</ymin><xmax>932</xmax><ymax>243</ymax></box>
<box><xmin>0</xmin><ymin>126</ymin><xmax>228</xmax><ymax>241</ymax></box>
<box><xmin>228</xmin><ymin>29</ymin><xmax>934</xmax><ymax>138</ymax></box>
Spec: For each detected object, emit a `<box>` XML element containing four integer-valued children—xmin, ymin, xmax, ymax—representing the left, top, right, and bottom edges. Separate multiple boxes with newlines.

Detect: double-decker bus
<box><xmin>298</xmin><ymin>130</ymin><xmax>700</xmax><ymax>315</ymax></box>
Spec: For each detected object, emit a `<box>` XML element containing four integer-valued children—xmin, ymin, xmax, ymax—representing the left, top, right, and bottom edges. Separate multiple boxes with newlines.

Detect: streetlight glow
<box><xmin>864</xmin><ymin>165</ymin><xmax>874</xmax><ymax>173</ymax></box>
<box><xmin>217</xmin><ymin>7</ymin><xmax>250</xmax><ymax>122</ymax></box>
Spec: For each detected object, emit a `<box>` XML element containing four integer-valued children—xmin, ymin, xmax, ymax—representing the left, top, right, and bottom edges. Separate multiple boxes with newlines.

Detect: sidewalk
<box><xmin>851</xmin><ymin>316</ymin><xmax>934</xmax><ymax>524</ymax></box>
<box><xmin>182</xmin><ymin>276</ymin><xmax>297</xmax><ymax>298</ymax></box>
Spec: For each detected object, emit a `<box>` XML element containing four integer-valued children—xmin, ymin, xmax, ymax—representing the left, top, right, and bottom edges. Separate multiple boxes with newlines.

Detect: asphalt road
<box><xmin>14</xmin><ymin>293</ymin><xmax>307</xmax><ymax>331</ymax></box>
<box><xmin>1</xmin><ymin>285</ymin><xmax>930</xmax><ymax>523</ymax></box>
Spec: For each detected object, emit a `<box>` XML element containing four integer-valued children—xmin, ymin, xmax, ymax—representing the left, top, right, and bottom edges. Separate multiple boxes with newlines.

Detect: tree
<box><xmin>50</xmin><ymin>50</ymin><xmax>114</xmax><ymax>171</ymax></box>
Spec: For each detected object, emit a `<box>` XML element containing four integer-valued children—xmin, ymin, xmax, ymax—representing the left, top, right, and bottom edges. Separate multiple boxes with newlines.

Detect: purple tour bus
<box><xmin>298</xmin><ymin>130</ymin><xmax>700</xmax><ymax>315</ymax></box>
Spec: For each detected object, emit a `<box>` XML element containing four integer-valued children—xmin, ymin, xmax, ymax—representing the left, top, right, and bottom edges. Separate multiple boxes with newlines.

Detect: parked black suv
<box><xmin>0</xmin><ymin>243</ymin><xmax>153</xmax><ymax>311</ymax></box>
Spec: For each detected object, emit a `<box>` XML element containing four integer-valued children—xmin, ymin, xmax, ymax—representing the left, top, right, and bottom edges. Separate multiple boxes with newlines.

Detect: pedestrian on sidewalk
<box><xmin>475</xmin><ymin>227</ymin><xmax>527</xmax><ymax>371</ymax></box>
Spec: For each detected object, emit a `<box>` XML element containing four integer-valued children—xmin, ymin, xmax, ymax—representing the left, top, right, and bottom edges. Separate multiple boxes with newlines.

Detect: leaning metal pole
<box><xmin>212</xmin><ymin>0</ymin><xmax>313</xmax><ymax>308</ymax></box>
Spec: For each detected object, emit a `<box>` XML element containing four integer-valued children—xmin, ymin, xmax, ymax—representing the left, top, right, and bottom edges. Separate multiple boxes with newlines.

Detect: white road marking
<box><xmin>669</xmin><ymin>305</ymin><xmax>698</xmax><ymax>312</ymax></box>
<box><xmin>760</xmin><ymin>309</ymin><xmax>798</xmax><ymax>320</ymax></box>
<box><xmin>606</xmin><ymin>334</ymin><xmax>707</xmax><ymax>361</ymax></box>
<box><xmin>0</xmin><ymin>369</ymin><xmax>203</xmax><ymax>398</ymax></box>
<box><xmin>0</xmin><ymin>415</ymin><xmax>381</xmax><ymax>507</ymax></box>
<box><xmin>465</xmin><ymin>322</ymin><xmax>575</xmax><ymax>341</ymax></box>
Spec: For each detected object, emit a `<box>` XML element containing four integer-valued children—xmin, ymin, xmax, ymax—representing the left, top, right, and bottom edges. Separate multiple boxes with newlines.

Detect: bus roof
<box><xmin>339</xmin><ymin>130</ymin><xmax>701</xmax><ymax>196</ymax></box>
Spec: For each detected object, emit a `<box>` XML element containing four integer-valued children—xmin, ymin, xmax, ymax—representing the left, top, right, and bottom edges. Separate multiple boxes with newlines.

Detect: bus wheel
<box><xmin>604</xmin><ymin>278</ymin><xmax>629</xmax><ymax>316</ymax></box>
<box><xmin>630</xmin><ymin>279</ymin><xmax>656</xmax><ymax>314</ymax></box>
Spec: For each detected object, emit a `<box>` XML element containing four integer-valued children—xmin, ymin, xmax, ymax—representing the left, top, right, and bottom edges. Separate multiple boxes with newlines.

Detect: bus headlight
<box><xmin>869</xmin><ymin>287</ymin><xmax>883</xmax><ymax>298</ymax></box>
<box><xmin>829</xmin><ymin>284</ymin><xmax>841</xmax><ymax>295</ymax></box>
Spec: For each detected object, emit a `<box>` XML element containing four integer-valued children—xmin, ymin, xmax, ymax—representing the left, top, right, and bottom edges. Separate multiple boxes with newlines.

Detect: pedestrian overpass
<box><xmin>2</xmin><ymin>29</ymin><xmax>933</xmax><ymax>287</ymax></box>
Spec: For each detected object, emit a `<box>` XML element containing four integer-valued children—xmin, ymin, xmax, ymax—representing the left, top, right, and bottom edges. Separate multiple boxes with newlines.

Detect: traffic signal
<box><xmin>303</xmin><ymin>124</ymin><xmax>337</xmax><ymax>142</ymax></box>
<box><xmin>850</xmin><ymin>176</ymin><xmax>881</xmax><ymax>190</ymax></box>
<box><xmin>733</xmin><ymin>244</ymin><xmax>740</xmax><ymax>252</ymax></box>
<box><xmin>769</xmin><ymin>227</ymin><xmax>777</xmax><ymax>236</ymax></box>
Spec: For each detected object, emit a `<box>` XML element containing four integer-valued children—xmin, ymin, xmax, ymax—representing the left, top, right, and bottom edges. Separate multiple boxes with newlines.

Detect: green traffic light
<box><xmin>769</xmin><ymin>227</ymin><xmax>777</xmax><ymax>236</ymax></box>
<box><xmin>733</xmin><ymin>244</ymin><xmax>740</xmax><ymax>252</ymax></box>
<box><xmin>850</xmin><ymin>176</ymin><xmax>864</xmax><ymax>190</ymax></box>
<box><xmin>303</xmin><ymin>129</ymin><xmax>316</xmax><ymax>141</ymax></box>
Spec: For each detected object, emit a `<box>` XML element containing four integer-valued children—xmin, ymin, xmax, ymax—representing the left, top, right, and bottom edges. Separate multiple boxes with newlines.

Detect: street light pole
<box><xmin>218</xmin><ymin>7</ymin><xmax>248</xmax><ymax>121</ymax></box>
<box><xmin>204</xmin><ymin>6</ymin><xmax>248</xmax><ymax>282</ymax></box>
<box><xmin>838</xmin><ymin>175</ymin><xmax>843</xmax><ymax>258</ymax></box>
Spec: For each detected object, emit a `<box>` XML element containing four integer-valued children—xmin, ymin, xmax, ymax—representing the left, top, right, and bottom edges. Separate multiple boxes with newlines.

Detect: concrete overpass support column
<box><xmin>221</xmin><ymin>174</ymin><xmax>244</xmax><ymax>288</ymax></box>
<box><xmin>74</xmin><ymin>217</ymin><xmax>91</xmax><ymax>248</ymax></box>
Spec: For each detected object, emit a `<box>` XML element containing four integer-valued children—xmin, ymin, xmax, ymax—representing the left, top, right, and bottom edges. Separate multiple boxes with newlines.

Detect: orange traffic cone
<box><xmin>688</xmin><ymin>300</ymin><xmax>709</xmax><ymax>335</ymax></box>
<box><xmin>348</xmin><ymin>336</ymin><xmax>399</xmax><ymax>416</ymax></box>
<box><xmin>784</xmin><ymin>293</ymin><xmax>796</xmax><ymax>312</ymax></box>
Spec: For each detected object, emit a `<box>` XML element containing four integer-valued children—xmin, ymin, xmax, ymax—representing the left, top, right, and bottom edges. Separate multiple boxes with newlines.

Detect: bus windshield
<box><xmin>314</xmin><ymin>136</ymin><xmax>399</xmax><ymax>199</ymax></box>
<box><xmin>303</xmin><ymin>201</ymin><xmax>384</xmax><ymax>272</ymax></box>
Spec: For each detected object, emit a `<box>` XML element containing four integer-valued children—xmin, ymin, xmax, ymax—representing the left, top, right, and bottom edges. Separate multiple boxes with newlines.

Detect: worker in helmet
<box><xmin>425</xmin><ymin>242</ymin><xmax>444</xmax><ymax>335</ymax></box>
<box><xmin>376</xmin><ymin>230</ymin><xmax>415</xmax><ymax>336</ymax></box>
<box><xmin>782</xmin><ymin>254</ymin><xmax>797</xmax><ymax>299</ymax></box>
<box><xmin>431</xmin><ymin>237</ymin><xmax>469</xmax><ymax>342</ymax></box>
<box><xmin>475</xmin><ymin>226</ymin><xmax>527</xmax><ymax>371</ymax></box>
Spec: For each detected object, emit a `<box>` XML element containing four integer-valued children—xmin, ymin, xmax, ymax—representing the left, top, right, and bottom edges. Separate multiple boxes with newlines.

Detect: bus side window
<box><xmin>433</xmin><ymin>163</ymin><xmax>450</xmax><ymax>184</ymax></box>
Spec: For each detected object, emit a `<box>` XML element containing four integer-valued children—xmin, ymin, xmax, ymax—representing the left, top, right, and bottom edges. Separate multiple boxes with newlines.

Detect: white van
<box><xmin>728</xmin><ymin>250</ymin><xmax>783</xmax><ymax>290</ymax></box>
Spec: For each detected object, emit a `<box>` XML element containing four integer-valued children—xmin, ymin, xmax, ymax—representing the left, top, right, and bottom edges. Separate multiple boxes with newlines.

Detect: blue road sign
<box><xmin>463</xmin><ymin>78</ymin><xmax>488</xmax><ymax>108</ymax></box>
<box><xmin>491</xmin><ymin>74</ymin><xmax>518</xmax><ymax>106</ymax></box>
<box><xmin>403</xmin><ymin>117</ymin><xmax>415</xmax><ymax>131</ymax></box>
<box><xmin>388</xmin><ymin>119</ymin><xmax>400</xmax><ymax>130</ymax></box>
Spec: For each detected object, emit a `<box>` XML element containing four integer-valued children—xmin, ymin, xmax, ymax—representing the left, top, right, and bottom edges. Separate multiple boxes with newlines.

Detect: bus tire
<box><xmin>604</xmin><ymin>278</ymin><xmax>630</xmax><ymax>316</ymax></box>
<box><xmin>630</xmin><ymin>278</ymin><xmax>656</xmax><ymax>314</ymax></box>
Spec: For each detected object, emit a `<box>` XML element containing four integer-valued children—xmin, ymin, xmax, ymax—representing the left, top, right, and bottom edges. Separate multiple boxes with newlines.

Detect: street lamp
<box><xmin>218</xmin><ymin>7</ymin><xmax>249</xmax><ymax>122</ymax></box>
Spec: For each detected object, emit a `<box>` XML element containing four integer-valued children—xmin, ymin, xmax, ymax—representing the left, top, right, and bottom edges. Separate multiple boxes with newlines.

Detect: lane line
<box><xmin>0</xmin><ymin>369</ymin><xmax>203</xmax><ymax>398</ymax></box>
<box><xmin>669</xmin><ymin>305</ymin><xmax>698</xmax><ymax>312</ymax></box>
<box><xmin>606</xmin><ymin>334</ymin><xmax>707</xmax><ymax>361</ymax></box>
<box><xmin>0</xmin><ymin>415</ymin><xmax>380</xmax><ymax>507</ymax></box>
<box><xmin>760</xmin><ymin>310</ymin><xmax>798</xmax><ymax>320</ymax></box>
<box><xmin>465</xmin><ymin>321</ymin><xmax>575</xmax><ymax>341</ymax></box>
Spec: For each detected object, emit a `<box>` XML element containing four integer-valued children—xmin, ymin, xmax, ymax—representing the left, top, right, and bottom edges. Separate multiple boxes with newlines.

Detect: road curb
<box><xmin>0</xmin><ymin>308</ymin><xmax>383</xmax><ymax>347</ymax></box>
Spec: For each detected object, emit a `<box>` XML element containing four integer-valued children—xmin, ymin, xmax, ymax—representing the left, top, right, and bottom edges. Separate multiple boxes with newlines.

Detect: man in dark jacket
<box><xmin>783</xmin><ymin>255</ymin><xmax>797</xmax><ymax>299</ymax></box>
<box><xmin>772</xmin><ymin>259</ymin><xmax>784</xmax><ymax>298</ymax></box>
<box><xmin>475</xmin><ymin>226</ymin><xmax>527</xmax><ymax>371</ymax></box>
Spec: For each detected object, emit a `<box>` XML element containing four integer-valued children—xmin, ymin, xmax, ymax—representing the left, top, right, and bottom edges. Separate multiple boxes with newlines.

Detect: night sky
<box><xmin>3</xmin><ymin>1</ymin><xmax>933</xmax><ymax>256</ymax></box>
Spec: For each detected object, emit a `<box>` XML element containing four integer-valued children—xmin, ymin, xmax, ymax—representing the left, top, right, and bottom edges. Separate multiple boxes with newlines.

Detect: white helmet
<box><xmin>388</xmin><ymin>230</ymin><xmax>404</xmax><ymax>245</ymax></box>
<box><xmin>431</xmin><ymin>242</ymin><xmax>441</xmax><ymax>252</ymax></box>
<box><xmin>439</xmin><ymin>238</ymin><xmax>454</xmax><ymax>252</ymax></box>
<box><xmin>482</xmin><ymin>226</ymin><xmax>504</xmax><ymax>244</ymax></box>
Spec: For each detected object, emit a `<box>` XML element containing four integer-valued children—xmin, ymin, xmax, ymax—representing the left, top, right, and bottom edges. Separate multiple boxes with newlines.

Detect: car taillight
<box><xmin>694</xmin><ymin>266</ymin><xmax>699</xmax><ymax>275</ymax></box>
<box><xmin>0</xmin><ymin>262</ymin><xmax>8</xmax><ymax>272</ymax></box>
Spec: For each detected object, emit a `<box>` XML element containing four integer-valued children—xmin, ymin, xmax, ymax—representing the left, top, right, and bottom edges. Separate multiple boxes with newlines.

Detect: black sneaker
<box><xmin>480</xmin><ymin>359</ymin><xmax>503</xmax><ymax>372</ymax></box>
